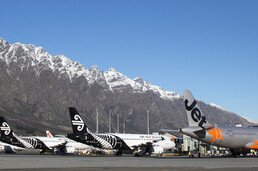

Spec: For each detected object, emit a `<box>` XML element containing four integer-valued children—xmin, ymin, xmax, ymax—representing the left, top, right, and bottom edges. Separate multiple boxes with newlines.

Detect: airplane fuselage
<box><xmin>21</xmin><ymin>136</ymin><xmax>91</xmax><ymax>153</ymax></box>
<box><xmin>68</xmin><ymin>133</ymin><xmax>174</xmax><ymax>154</ymax></box>
<box><xmin>181</xmin><ymin>126</ymin><xmax>258</xmax><ymax>150</ymax></box>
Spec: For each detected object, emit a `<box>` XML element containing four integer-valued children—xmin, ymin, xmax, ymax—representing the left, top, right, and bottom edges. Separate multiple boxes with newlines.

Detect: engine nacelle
<box><xmin>152</xmin><ymin>146</ymin><xmax>164</xmax><ymax>155</ymax></box>
<box><xmin>3</xmin><ymin>145</ymin><xmax>15</xmax><ymax>153</ymax></box>
<box><xmin>65</xmin><ymin>147</ymin><xmax>76</xmax><ymax>154</ymax></box>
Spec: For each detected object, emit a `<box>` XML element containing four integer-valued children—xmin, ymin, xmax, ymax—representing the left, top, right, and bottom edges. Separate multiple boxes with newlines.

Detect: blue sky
<box><xmin>1</xmin><ymin>0</ymin><xmax>258</xmax><ymax>121</ymax></box>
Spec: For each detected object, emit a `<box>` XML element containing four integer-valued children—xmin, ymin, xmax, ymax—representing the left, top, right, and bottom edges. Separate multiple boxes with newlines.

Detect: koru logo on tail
<box><xmin>185</xmin><ymin>99</ymin><xmax>207</xmax><ymax>128</ymax></box>
<box><xmin>72</xmin><ymin>114</ymin><xmax>84</xmax><ymax>131</ymax></box>
<box><xmin>0</xmin><ymin>122</ymin><xmax>11</xmax><ymax>135</ymax></box>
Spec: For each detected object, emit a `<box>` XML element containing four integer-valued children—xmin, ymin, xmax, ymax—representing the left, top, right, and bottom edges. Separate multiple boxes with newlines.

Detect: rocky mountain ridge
<box><xmin>0</xmin><ymin>38</ymin><xmax>251</xmax><ymax>135</ymax></box>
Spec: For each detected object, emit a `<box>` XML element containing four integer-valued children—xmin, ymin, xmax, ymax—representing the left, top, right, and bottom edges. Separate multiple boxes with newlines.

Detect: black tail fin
<box><xmin>69</xmin><ymin>107</ymin><xmax>88</xmax><ymax>135</ymax></box>
<box><xmin>0</xmin><ymin>116</ymin><xmax>13</xmax><ymax>137</ymax></box>
<box><xmin>0</xmin><ymin>117</ymin><xmax>33</xmax><ymax>149</ymax></box>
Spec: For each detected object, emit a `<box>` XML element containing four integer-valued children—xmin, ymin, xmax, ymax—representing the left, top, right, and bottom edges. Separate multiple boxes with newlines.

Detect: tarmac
<box><xmin>1</xmin><ymin>154</ymin><xmax>258</xmax><ymax>171</ymax></box>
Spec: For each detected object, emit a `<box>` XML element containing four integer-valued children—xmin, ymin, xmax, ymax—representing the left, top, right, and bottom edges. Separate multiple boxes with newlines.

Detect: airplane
<box><xmin>44</xmin><ymin>130</ymin><xmax>97</xmax><ymax>154</ymax></box>
<box><xmin>0</xmin><ymin>117</ymin><xmax>35</xmax><ymax>151</ymax></box>
<box><xmin>0</xmin><ymin>116</ymin><xmax>68</xmax><ymax>154</ymax></box>
<box><xmin>0</xmin><ymin>115</ymin><xmax>117</xmax><ymax>156</ymax></box>
<box><xmin>67</xmin><ymin>107</ymin><xmax>175</xmax><ymax>156</ymax></box>
<box><xmin>181</xmin><ymin>90</ymin><xmax>258</xmax><ymax>156</ymax></box>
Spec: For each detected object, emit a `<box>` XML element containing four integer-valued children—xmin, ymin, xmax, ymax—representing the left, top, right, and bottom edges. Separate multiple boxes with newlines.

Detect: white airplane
<box><xmin>0</xmin><ymin>116</ymin><xmax>92</xmax><ymax>154</ymax></box>
<box><xmin>44</xmin><ymin>130</ymin><xmax>95</xmax><ymax>154</ymax></box>
<box><xmin>67</xmin><ymin>107</ymin><xmax>175</xmax><ymax>156</ymax></box>
<box><xmin>0</xmin><ymin>116</ymin><xmax>68</xmax><ymax>154</ymax></box>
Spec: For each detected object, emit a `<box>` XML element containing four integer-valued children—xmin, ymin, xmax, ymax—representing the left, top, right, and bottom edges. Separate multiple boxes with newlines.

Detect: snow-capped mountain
<box><xmin>0</xmin><ymin>38</ymin><xmax>101</xmax><ymax>83</ymax></box>
<box><xmin>104</xmin><ymin>68</ymin><xmax>180</xmax><ymax>99</ymax></box>
<box><xmin>0</xmin><ymin>38</ymin><xmax>252</xmax><ymax>135</ymax></box>
<box><xmin>0</xmin><ymin>38</ymin><xmax>179</xmax><ymax>100</ymax></box>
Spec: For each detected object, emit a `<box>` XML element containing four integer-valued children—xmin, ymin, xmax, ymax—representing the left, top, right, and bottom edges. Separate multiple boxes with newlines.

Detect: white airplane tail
<box><xmin>46</xmin><ymin>130</ymin><xmax>54</xmax><ymax>138</ymax></box>
<box><xmin>183</xmin><ymin>90</ymin><xmax>212</xmax><ymax>129</ymax></box>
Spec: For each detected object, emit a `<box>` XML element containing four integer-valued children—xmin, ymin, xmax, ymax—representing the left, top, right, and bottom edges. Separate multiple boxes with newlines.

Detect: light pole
<box><xmin>96</xmin><ymin>108</ymin><xmax>99</xmax><ymax>133</ymax></box>
<box><xmin>109</xmin><ymin>110</ymin><xmax>111</xmax><ymax>133</ymax></box>
<box><xmin>117</xmin><ymin>114</ymin><xmax>119</xmax><ymax>133</ymax></box>
<box><xmin>147</xmin><ymin>110</ymin><xmax>150</xmax><ymax>134</ymax></box>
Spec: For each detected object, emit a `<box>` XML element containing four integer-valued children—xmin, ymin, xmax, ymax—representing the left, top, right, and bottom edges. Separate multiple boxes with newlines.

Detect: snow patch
<box><xmin>241</xmin><ymin>116</ymin><xmax>258</xmax><ymax>124</ymax></box>
<box><xmin>104</xmin><ymin>68</ymin><xmax>180</xmax><ymax>100</ymax></box>
<box><xmin>209</xmin><ymin>103</ymin><xmax>224</xmax><ymax>110</ymax></box>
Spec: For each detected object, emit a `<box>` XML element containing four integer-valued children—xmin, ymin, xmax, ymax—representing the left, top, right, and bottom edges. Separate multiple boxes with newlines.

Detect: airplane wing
<box><xmin>47</xmin><ymin>140</ymin><xmax>68</xmax><ymax>149</ymax></box>
<box><xmin>159</xmin><ymin>129</ymin><xmax>180</xmax><ymax>133</ymax></box>
<box><xmin>203</xmin><ymin>125</ymin><xmax>215</xmax><ymax>130</ymax></box>
<box><xmin>34</xmin><ymin>137</ymin><xmax>68</xmax><ymax>151</ymax></box>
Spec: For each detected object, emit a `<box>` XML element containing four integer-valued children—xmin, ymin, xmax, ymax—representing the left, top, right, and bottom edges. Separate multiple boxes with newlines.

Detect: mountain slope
<box><xmin>0</xmin><ymin>38</ymin><xmax>251</xmax><ymax>135</ymax></box>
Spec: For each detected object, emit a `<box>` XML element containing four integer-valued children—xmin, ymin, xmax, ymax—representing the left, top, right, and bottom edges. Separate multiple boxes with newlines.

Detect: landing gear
<box><xmin>146</xmin><ymin>145</ymin><xmax>152</xmax><ymax>157</ymax></box>
<box><xmin>40</xmin><ymin>150</ymin><xmax>46</xmax><ymax>155</ymax></box>
<box><xmin>230</xmin><ymin>149</ymin><xmax>238</xmax><ymax>157</ymax></box>
<box><xmin>133</xmin><ymin>152</ymin><xmax>140</xmax><ymax>157</ymax></box>
<box><xmin>229</xmin><ymin>149</ymin><xmax>249</xmax><ymax>157</ymax></box>
<box><xmin>52</xmin><ymin>147</ymin><xmax>60</xmax><ymax>155</ymax></box>
<box><xmin>115</xmin><ymin>150</ymin><xmax>122</xmax><ymax>156</ymax></box>
<box><xmin>133</xmin><ymin>145</ymin><xmax>153</xmax><ymax>157</ymax></box>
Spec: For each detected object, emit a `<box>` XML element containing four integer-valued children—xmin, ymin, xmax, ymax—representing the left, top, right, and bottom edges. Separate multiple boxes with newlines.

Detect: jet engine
<box><xmin>65</xmin><ymin>147</ymin><xmax>76</xmax><ymax>154</ymax></box>
<box><xmin>152</xmin><ymin>146</ymin><xmax>164</xmax><ymax>155</ymax></box>
<box><xmin>64</xmin><ymin>147</ymin><xmax>76</xmax><ymax>154</ymax></box>
<box><xmin>3</xmin><ymin>145</ymin><xmax>15</xmax><ymax>153</ymax></box>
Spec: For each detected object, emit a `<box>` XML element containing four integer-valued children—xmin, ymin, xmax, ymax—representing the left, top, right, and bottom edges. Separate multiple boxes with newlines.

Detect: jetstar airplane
<box><xmin>181</xmin><ymin>90</ymin><xmax>258</xmax><ymax>156</ymax></box>
<box><xmin>67</xmin><ymin>107</ymin><xmax>175</xmax><ymax>156</ymax></box>
<box><xmin>0</xmin><ymin>116</ymin><xmax>67</xmax><ymax>154</ymax></box>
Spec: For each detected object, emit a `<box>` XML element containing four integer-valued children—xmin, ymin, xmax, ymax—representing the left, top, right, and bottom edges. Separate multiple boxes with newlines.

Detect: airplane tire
<box><xmin>133</xmin><ymin>152</ymin><xmax>140</xmax><ymax>157</ymax></box>
<box><xmin>115</xmin><ymin>151</ymin><xmax>122</xmax><ymax>156</ymax></box>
